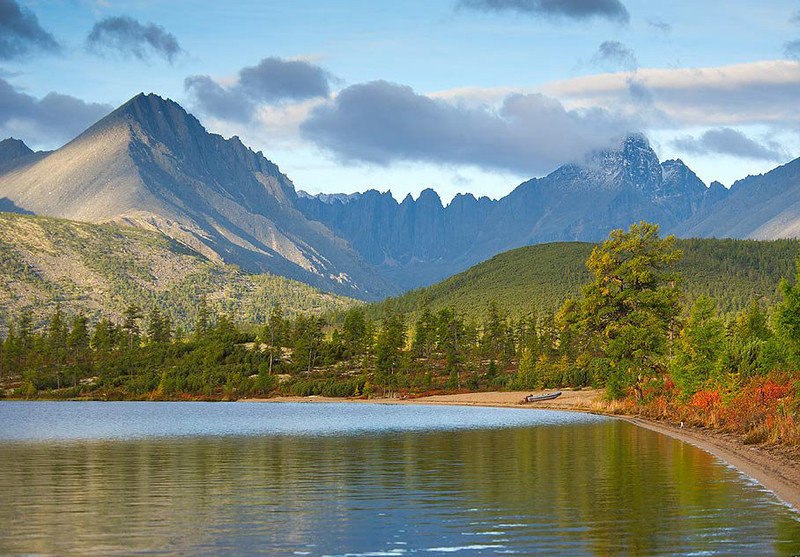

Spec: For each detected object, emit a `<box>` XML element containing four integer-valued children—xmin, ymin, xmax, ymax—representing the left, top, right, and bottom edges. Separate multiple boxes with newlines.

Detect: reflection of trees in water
<box><xmin>1</xmin><ymin>422</ymin><xmax>799</xmax><ymax>556</ymax></box>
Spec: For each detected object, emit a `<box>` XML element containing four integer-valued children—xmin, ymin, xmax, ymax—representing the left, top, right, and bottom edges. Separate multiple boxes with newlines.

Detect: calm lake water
<box><xmin>1</xmin><ymin>402</ymin><xmax>799</xmax><ymax>556</ymax></box>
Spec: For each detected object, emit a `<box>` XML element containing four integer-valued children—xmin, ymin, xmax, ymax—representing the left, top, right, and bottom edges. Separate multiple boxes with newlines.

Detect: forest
<box><xmin>2</xmin><ymin>222</ymin><xmax>799</xmax><ymax>446</ymax></box>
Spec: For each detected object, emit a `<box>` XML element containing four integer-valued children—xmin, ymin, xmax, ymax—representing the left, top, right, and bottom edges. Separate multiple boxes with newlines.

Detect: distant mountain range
<box><xmin>1</xmin><ymin>93</ymin><xmax>799</xmax><ymax>299</ymax></box>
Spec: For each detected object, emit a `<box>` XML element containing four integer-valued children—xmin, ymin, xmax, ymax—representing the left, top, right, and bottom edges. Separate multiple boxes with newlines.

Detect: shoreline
<box><xmin>242</xmin><ymin>389</ymin><xmax>800</xmax><ymax>512</ymax></box>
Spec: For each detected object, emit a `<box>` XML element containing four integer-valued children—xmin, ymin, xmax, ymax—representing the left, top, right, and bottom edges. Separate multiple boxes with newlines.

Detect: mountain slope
<box><xmin>300</xmin><ymin>134</ymin><xmax>728</xmax><ymax>289</ymax></box>
<box><xmin>0</xmin><ymin>213</ymin><xmax>355</xmax><ymax>331</ymax></box>
<box><xmin>0</xmin><ymin>93</ymin><xmax>388</xmax><ymax>299</ymax></box>
<box><xmin>372</xmin><ymin>238</ymin><xmax>800</xmax><ymax>320</ymax></box>
<box><xmin>682</xmin><ymin>158</ymin><xmax>800</xmax><ymax>239</ymax></box>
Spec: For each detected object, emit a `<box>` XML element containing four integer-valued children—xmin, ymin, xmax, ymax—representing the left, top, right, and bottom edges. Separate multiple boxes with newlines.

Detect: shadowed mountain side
<box><xmin>300</xmin><ymin>135</ymin><xmax>730</xmax><ymax>289</ymax></box>
<box><xmin>681</xmin><ymin>158</ymin><xmax>800</xmax><ymax>240</ymax></box>
<box><xmin>0</xmin><ymin>94</ymin><xmax>390</xmax><ymax>300</ymax></box>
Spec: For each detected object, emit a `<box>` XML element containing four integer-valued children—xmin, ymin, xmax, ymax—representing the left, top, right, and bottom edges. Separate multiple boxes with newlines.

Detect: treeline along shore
<box><xmin>1</xmin><ymin>222</ymin><xmax>799</xmax><ymax>452</ymax></box>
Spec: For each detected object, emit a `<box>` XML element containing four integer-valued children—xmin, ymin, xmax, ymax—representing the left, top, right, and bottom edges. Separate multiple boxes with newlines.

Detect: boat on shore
<box><xmin>524</xmin><ymin>391</ymin><xmax>562</xmax><ymax>403</ymax></box>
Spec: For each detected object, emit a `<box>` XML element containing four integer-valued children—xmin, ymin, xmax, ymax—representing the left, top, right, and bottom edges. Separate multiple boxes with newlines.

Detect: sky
<box><xmin>2</xmin><ymin>0</ymin><xmax>800</xmax><ymax>202</ymax></box>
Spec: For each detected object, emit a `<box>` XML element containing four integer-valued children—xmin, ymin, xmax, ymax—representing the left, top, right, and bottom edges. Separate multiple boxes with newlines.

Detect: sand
<box><xmin>242</xmin><ymin>389</ymin><xmax>800</xmax><ymax>511</ymax></box>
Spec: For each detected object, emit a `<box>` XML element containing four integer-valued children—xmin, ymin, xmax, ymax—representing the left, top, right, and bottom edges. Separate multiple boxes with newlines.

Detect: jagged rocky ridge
<box><xmin>298</xmin><ymin>134</ymin><xmax>733</xmax><ymax>287</ymax></box>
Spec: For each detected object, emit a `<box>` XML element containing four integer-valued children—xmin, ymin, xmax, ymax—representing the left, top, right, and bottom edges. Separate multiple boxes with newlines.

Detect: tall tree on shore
<box><xmin>672</xmin><ymin>296</ymin><xmax>725</xmax><ymax>396</ymax></box>
<box><xmin>375</xmin><ymin>313</ymin><xmax>406</xmax><ymax>395</ymax></box>
<box><xmin>147</xmin><ymin>307</ymin><xmax>172</xmax><ymax>344</ymax></box>
<box><xmin>261</xmin><ymin>303</ymin><xmax>286</xmax><ymax>375</ymax></box>
<box><xmin>195</xmin><ymin>295</ymin><xmax>210</xmax><ymax>338</ymax></box>
<box><xmin>47</xmin><ymin>306</ymin><xmax>67</xmax><ymax>388</ymax></box>
<box><xmin>67</xmin><ymin>314</ymin><xmax>90</xmax><ymax>387</ymax></box>
<box><xmin>342</xmin><ymin>306</ymin><xmax>367</xmax><ymax>361</ymax></box>
<box><xmin>577</xmin><ymin>222</ymin><xmax>683</xmax><ymax>398</ymax></box>
<box><xmin>121</xmin><ymin>305</ymin><xmax>143</xmax><ymax>351</ymax></box>
<box><xmin>775</xmin><ymin>257</ymin><xmax>800</xmax><ymax>365</ymax></box>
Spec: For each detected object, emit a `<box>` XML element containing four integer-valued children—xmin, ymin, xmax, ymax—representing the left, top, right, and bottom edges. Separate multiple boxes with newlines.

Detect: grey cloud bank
<box><xmin>0</xmin><ymin>0</ymin><xmax>60</xmax><ymax>60</ymax></box>
<box><xmin>0</xmin><ymin>77</ymin><xmax>112</xmax><ymax>147</ymax></box>
<box><xmin>186</xmin><ymin>57</ymin><xmax>331</xmax><ymax>122</ymax></box>
<box><xmin>457</xmin><ymin>0</ymin><xmax>629</xmax><ymax>23</ymax></box>
<box><xmin>672</xmin><ymin>128</ymin><xmax>789</xmax><ymax>161</ymax></box>
<box><xmin>87</xmin><ymin>16</ymin><xmax>183</xmax><ymax>63</ymax></box>
<box><xmin>300</xmin><ymin>80</ymin><xmax>635</xmax><ymax>175</ymax></box>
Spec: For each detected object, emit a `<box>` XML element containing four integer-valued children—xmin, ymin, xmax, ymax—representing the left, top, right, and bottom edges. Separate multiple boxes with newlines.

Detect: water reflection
<box><xmin>0</xmin><ymin>408</ymin><xmax>798</xmax><ymax>556</ymax></box>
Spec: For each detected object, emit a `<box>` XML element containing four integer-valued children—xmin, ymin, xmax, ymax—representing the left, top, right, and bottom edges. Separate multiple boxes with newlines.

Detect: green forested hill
<box><xmin>373</xmin><ymin>238</ymin><xmax>800</xmax><ymax>320</ymax></box>
<box><xmin>0</xmin><ymin>213</ymin><xmax>355</xmax><ymax>330</ymax></box>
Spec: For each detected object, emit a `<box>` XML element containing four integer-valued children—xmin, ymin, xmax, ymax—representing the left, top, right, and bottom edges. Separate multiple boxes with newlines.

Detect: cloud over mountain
<box><xmin>543</xmin><ymin>61</ymin><xmax>800</xmax><ymax>127</ymax></box>
<box><xmin>300</xmin><ymin>80</ymin><xmax>635</xmax><ymax>175</ymax></box>
<box><xmin>457</xmin><ymin>0</ymin><xmax>629</xmax><ymax>23</ymax></box>
<box><xmin>0</xmin><ymin>0</ymin><xmax>60</xmax><ymax>60</ymax></box>
<box><xmin>186</xmin><ymin>57</ymin><xmax>332</xmax><ymax>122</ymax></box>
<box><xmin>0</xmin><ymin>77</ymin><xmax>112</xmax><ymax>147</ymax></box>
<box><xmin>671</xmin><ymin>128</ymin><xmax>789</xmax><ymax>161</ymax></box>
<box><xmin>87</xmin><ymin>16</ymin><xmax>183</xmax><ymax>63</ymax></box>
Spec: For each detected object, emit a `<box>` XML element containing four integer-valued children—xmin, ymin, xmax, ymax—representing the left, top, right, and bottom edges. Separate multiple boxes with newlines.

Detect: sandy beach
<box><xmin>243</xmin><ymin>389</ymin><xmax>800</xmax><ymax>511</ymax></box>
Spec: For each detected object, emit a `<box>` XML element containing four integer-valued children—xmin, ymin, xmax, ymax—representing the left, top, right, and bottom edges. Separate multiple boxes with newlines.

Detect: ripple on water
<box><xmin>1</xmin><ymin>402</ymin><xmax>800</xmax><ymax>556</ymax></box>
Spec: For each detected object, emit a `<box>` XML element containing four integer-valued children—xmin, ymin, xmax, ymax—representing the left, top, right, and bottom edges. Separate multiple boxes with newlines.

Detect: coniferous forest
<box><xmin>2</xmin><ymin>222</ymin><xmax>798</xmax><ymax>446</ymax></box>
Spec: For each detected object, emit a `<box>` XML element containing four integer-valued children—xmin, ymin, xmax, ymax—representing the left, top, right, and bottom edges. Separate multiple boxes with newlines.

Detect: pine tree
<box><xmin>774</xmin><ymin>258</ymin><xmax>800</xmax><ymax>365</ymax></box>
<box><xmin>195</xmin><ymin>295</ymin><xmax>210</xmax><ymax>337</ymax></box>
<box><xmin>121</xmin><ymin>304</ymin><xmax>143</xmax><ymax>351</ymax></box>
<box><xmin>261</xmin><ymin>303</ymin><xmax>286</xmax><ymax>374</ymax></box>
<box><xmin>375</xmin><ymin>313</ymin><xmax>406</xmax><ymax>395</ymax></box>
<box><xmin>673</xmin><ymin>296</ymin><xmax>725</xmax><ymax>396</ymax></box>
<box><xmin>67</xmin><ymin>314</ymin><xmax>90</xmax><ymax>386</ymax></box>
<box><xmin>47</xmin><ymin>305</ymin><xmax>67</xmax><ymax>388</ymax></box>
<box><xmin>577</xmin><ymin>222</ymin><xmax>683</xmax><ymax>398</ymax></box>
<box><xmin>147</xmin><ymin>307</ymin><xmax>172</xmax><ymax>344</ymax></box>
<box><xmin>91</xmin><ymin>318</ymin><xmax>116</xmax><ymax>354</ymax></box>
<box><xmin>342</xmin><ymin>306</ymin><xmax>367</xmax><ymax>360</ymax></box>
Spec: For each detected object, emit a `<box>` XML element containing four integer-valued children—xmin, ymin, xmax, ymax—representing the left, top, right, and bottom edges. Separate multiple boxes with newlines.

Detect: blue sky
<box><xmin>3</xmin><ymin>0</ymin><xmax>800</xmax><ymax>201</ymax></box>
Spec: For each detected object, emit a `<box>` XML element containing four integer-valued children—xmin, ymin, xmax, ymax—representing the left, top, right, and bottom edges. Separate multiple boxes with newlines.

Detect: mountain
<box><xmin>0</xmin><ymin>213</ymin><xmax>354</xmax><ymax>331</ymax></box>
<box><xmin>299</xmin><ymin>134</ymin><xmax>728</xmax><ymax>289</ymax></box>
<box><xmin>3</xmin><ymin>92</ymin><xmax>799</xmax><ymax>300</ymax></box>
<box><xmin>0</xmin><ymin>139</ymin><xmax>46</xmax><ymax>213</ymax></box>
<box><xmin>0</xmin><ymin>93</ymin><xmax>389</xmax><ymax>299</ymax></box>
<box><xmin>297</xmin><ymin>187</ymin><xmax>496</xmax><ymax>287</ymax></box>
<box><xmin>682</xmin><ymin>158</ymin><xmax>800</xmax><ymax>239</ymax></box>
<box><xmin>371</xmin><ymin>238</ymin><xmax>800</xmax><ymax>321</ymax></box>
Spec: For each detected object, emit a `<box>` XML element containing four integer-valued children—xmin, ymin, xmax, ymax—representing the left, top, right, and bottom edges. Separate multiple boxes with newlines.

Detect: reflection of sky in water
<box><xmin>0</xmin><ymin>402</ymin><xmax>799</xmax><ymax>556</ymax></box>
<box><xmin>0</xmin><ymin>401</ymin><xmax>607</xmax><ymax>441</ymax></box>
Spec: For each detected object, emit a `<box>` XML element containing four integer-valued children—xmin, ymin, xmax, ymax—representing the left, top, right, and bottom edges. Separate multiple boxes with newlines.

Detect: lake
<box><xmin>0</xmin><ymin>401</ymin><xmax>798</xmax><ymax>556</ymax></box>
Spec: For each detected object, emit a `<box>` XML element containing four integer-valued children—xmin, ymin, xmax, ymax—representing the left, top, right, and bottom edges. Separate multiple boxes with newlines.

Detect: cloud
<box><xmin>542</xmin><ymin>60</ymin><xmax>800</xmax><ymax>127</ymax></box>
<box><xmin>786</xmin><ymin>40</ymin><xmax>800</xmax><ymax>60</ymax></box>
<box><xmin>86</xmin><ymin>15</ymin><xmax>183</xmax><ymax>63</ymax></box>
<box><xmin>185</xmin><ymin>57</ymin><xmax>332</xmax><ymax>122</ymax></box>
<box><xmin>647</xmin><ymin>18</ymin><xmax>671</xmax><ymax>34</ymax></box>
<box><xmin>300</xmin><ymin>80</ymin><xmax>636</xmax><ymax>175</ymax></box>
<box><xmin>671</xmin><ymin>128</ymin><xmax>789</xmax><ymax>161</ymax></box>
<box><xmin>0</xmin><ymin>77</ymin><xmax>112</xmax><ymax>147</ymax></box>
<box><xmin>0</xmin><ymin>0</ymin><xmax>60</xmax><ymax>60</ymax></box>
<box><xmin>457</xmin><ymin>0</ymin><xmax>630</xmax><ymax>23</ymax></box>
<box><xmin>183</xmin><ymin>75</ymin><xmax>253</xmax><ymax>122</ymax></box>
<box><xmin>590</xmin><ymin>40</ymin><xmax>637</xmax><ymax>71</ymax></box>
<box><xmin>238</xmin><ymin>57</ymin><xmax>330</xmax><ymax>102</ymax></box>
